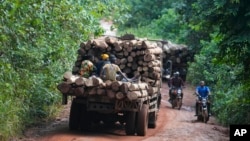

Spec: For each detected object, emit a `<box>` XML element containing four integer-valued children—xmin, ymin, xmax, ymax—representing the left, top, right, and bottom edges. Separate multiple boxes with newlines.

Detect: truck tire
<box><xmin>148</xmin><ymin>111</ymin><xmax>157</xmax><ymax>128</ymax></box>
<box><xmin>136</xmin><ymin>104</ymin><xmax>149</xmax><ymax>136</ymax></box>
<box><xmin>69</xmin><ymin>99</ymin><xmax>80</xmax><ymax>130</ymax></box>
<box><xmin>125</xmin><ymin>111</ymin><xmax>136</xmax><ymax>135</ymax></box>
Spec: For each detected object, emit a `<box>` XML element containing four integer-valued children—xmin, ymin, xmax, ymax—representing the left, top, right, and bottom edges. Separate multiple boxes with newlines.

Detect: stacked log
<box><xmin>57</xmin><ymin>35</ymin><xmax>162</xmax><ymax>100</ymax></box>
<box><xmin>159</xmin><ymin>41</ymin><xmax>190</xmax><ymax>81</ymax></box>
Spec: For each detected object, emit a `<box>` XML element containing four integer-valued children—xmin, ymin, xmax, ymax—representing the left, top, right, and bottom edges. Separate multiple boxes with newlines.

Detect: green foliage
<box><xmin>213</xmin><ymin>83</ymin><xmax>250</xmax><ymax>125</ymax></box>
<box><xmin>0</xmin><ymin>0</ymin><xmax>126</xmax><ymax>140</ymax></box>
<box><xmin>119</xmin><ymin>0</ymin><xmax>250</xmax><ymax>126</ymax></box>
<box><xmin>184</xmin><ymin>0</ymin><xmax>250</xmax><ymax>125</ymax></box>
<box><xmin>117</xmin><ymin>0</ymin><xmax>187</xmax><ymax>43</ymax></box>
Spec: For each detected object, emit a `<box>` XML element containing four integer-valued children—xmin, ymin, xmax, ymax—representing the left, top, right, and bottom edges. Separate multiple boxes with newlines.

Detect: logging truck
<box><xmin>57</xmin><ymin>34</ymin><xmax>162</xmax><ymax>136</ymax></box>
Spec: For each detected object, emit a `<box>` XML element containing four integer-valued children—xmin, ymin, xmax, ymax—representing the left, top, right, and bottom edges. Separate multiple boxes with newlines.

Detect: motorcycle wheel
<box><xmin>202</xmin><ymin>110</ymin><xmax>208</xmax><ymax>123</ymax></box>
<box><xmin>177</xmin><ymin>98</ymin><xmax>182</xmax><ymax>110</ymax></box>
<box><xmin>172</xmin><ymin>100</ymin><xmax>176</xmax><ymax>109</ymax></box>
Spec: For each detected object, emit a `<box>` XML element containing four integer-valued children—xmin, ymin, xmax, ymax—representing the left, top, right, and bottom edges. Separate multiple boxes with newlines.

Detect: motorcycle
<box><xmin>196</xmin><ymin>95</ymin><xmax>210</xmax><ymax>123</ymax></box>
<box><xmin>170</xmin><ymin>87</ymin><xmax>183</xmax><ymax>110</ymax></box>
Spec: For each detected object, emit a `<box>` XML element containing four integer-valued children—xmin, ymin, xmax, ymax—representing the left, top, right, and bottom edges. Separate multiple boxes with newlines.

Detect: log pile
<box><xmin>57</xmin><ymin>35</ymin><xmax>162</xmax><ymax>100</ymax></box>
<box><xmin>159</xmin><ymin>41</ymin><xmax>190</xmax><ymax>81</ymax></box>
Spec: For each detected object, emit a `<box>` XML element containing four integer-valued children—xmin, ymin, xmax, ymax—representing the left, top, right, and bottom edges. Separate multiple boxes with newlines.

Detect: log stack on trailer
<box><xmin>57</xmin><ymin>34</ymin><xmax>162</xmax><ymax>136</ymax></box>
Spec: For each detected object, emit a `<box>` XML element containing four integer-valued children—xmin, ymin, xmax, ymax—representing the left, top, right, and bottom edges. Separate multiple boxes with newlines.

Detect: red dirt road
<box><xmin>19</xmin><ymin>82</ymin><xmax>229</xmax><ymax>141</ymax></box>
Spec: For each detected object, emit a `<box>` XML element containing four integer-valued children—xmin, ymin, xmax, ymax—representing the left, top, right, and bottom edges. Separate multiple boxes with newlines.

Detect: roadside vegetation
<box><xmin>117</xmin><ymin>0</ymin><xmax>250</xmax><ymax>126</ymax></box>
<box><xmin>0</xmin><ymin>0</ymin><xmax>249</xmax><ymax>140</ymax></box>
<box><xmin>0</xmin><ymin>0</ymin><xmax>128</xmax><ymax>140</ymax></box>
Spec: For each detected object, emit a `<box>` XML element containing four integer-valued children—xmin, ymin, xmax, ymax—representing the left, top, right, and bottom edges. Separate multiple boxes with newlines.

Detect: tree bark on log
<box><xmin>80</xmin><ymin>42</ymin><xmax>86</xmax><ymax>48</ymax></box>
<box><xmin>105</xmin><ymin>36</ymin><xmax>118</xmax><ymax>44</ymax></box>
<box><xmin>88</xmin><ymin>87</ymin><xmax>97</xmax><ymax>95</ymax></box>
<box><xmin>114</xmin><ymin>41</ymin><xmax>123</xmax><ymax>52</ymax></box>
<box><xmin>93</xmin><ymin>39</ymin><xmax>108</xmax><ymax>49</ymax></box>
<box><xmin>85</xmin><ymin>39</ymin><xmax>93</xmax><ymax>50</ymax></box>
<box><xmin>57</xmin><ymin>82</ymin><xmax>71</xmax><ymax>94</ymax></box>
<box><xmin>116</xmin><ymin>91</ymin><xmax>125</xmax><ymax>100</ymax></box>
<box><xmin>111</xmin><ymin>81</ymin><xmax>123</xmax><ymax>92</ymax></box>
<box><xmin>129</xmin><ymin>83</ymin><xmax>148</xmax><ymax>91</ymax></box>
<box><xmin>75</xmin><ymin>77</ymin><xmax>87</xmax><ymax>86</ymax></box>
<box><xmin>97</xmin><ymin>88</ymin><xmax>106</xmax><ymax>95</ymax></box>
<box><xmin>148</xmin><ymin>86</ymin><xmax>159</xmax><ymax>96</ymax></box>
<box><xmin>92</xmin><ymin>77</ymin><xmax>103</xmax><ymax>86</ymax></box>
<box><xmin>104</xmin><ymin>80</ymin><xmax>112</xmax><ymax>88</ymax></box>
<box><xmin>127</xmin><ymin>90</ymin><xmax>148</xmax><ymax>100</ymax></box>
<box><xmin>148</xmin><ymin>60</ymin><xmax>161</xmax><ymax>67</ymax></box>
<box><xmin>77</xmin><ymin>48</ymin><xmax>86</xmax><ymax>56</ymax></box>
<box><xmin>107</xmin><ymin>89</ymin><xmax>115</xmax><ymax>99</ymax></box>
<box><xmin>144</xmin><ymin>54</ymin><xmax>156</xmax><ymax>62</ymax></box>
<box><xmin>63</xmin><ymin>71</ymin><xmax>73</xmax><ymax>80</ymax></box>
<box><xmin>120</xmin><ymin>82</ymin><xmax>131</xmax><ymax>94</ymax></box>
<box><xmin>74</xmin><ymin>86</ymin><xmax>85</xmax><ymax>95</ymax></box>
<box><xmin>148</xmin><ymin>66</ymin><xmax>161</xmax><ymax>73</ymax></box>
<box><xmin>145</xmin><ymin>48</ymin><xmax>163</xmax><ymax>54</ymax></box>
<box><xmin>85</xmin><ymin>78</ymin><xmax>94</xmax><ymax>87</ymax></box>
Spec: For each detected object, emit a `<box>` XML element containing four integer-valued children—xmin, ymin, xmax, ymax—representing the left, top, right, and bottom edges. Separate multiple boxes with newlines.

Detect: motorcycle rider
<box><xmin>168</xmin><ymin>71</ymin><xmax>185</xmax><ymax>103</ymax></box>
<box><xmin>195</xmin><ymin>81</ymin><xmax>211</xmax><ymax>116</ymax></box>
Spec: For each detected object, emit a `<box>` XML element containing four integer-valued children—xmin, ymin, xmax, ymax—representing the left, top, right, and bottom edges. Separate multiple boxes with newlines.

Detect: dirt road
<box><xmin>17</xmin><ymin>21</ymin><xmax>229</xmax><ymax>141</ymax></box>
<box><xmin>19</xmin><ymin>82</ymin><xmax>229</xmax><ymax>141</ymax></box>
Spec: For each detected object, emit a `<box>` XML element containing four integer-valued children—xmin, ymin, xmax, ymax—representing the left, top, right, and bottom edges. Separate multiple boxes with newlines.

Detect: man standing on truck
<box><xmin>79</xmin><ymin>55</ymin><xmax>96</xmax><ymax>78</ymax></box>
<box><xmin>100</xmin><ymin>55</ymin><xmax>128</xmax><ymax>81</ymax></box>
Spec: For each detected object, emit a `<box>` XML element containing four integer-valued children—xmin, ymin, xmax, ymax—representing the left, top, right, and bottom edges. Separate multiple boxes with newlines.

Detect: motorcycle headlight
<box><xmin>177</xmin><ymin>89</ymin><xmax>182</xmax><ymax>93</ymax></box>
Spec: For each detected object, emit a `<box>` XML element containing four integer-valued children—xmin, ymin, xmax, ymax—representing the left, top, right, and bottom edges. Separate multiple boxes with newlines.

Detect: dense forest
<box><xmin>0</xmin><ymin>0</ymin><xmax>249</xmax><ymax>140</ymax></box>
<box><xmin>117</xmin><ymin>0</ymin><xmax>250</xmax><ymax>126</ymax></box>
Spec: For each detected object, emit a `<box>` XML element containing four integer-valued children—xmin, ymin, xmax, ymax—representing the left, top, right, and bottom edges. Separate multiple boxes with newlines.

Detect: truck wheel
<box><xmin>148</xmin><ymin>111</ymin><xmax>157</xmax><ymax>128</ymax></box>
<box><xmin>125</xmin><ymin>111</ymin><xmax>136</xmax><ymax>135</ymax></box>
<box><xmin>69</xmin><ymin>99</ymin><xmax>80</xmax><ymax>130</ymax></box>
<box><xmin>136</xmin><ymin>104</ymin><xmax>149</xmax><ymax>136</ymax></box>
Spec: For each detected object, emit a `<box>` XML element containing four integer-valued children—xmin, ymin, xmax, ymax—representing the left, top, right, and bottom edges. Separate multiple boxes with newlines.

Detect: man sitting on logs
<box><xmin>100</xmin><ymin>55</ymin><xmax>129</xmax><ymax>81</ymax></box>
<box><xmin>96</xmin><ymin>53</ymin><xmax>110</xmax><ymax>76</ymax></box>
<box><xmin>79</xmin><ymin>55</ymin><xmax>96</xmax><ymax>78</ymax></box>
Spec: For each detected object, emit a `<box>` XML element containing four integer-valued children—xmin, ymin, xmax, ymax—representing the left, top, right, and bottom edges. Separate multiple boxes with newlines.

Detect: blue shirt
<box><xmin>196</xmin><ymin>86</ymin><xmax>210</xmax><ymax>98</ymax></box>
